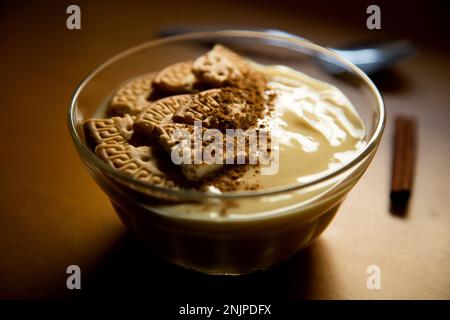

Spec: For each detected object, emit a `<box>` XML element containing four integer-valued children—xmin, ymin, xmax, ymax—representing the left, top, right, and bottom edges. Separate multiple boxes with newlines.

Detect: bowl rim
<box><xmin>68</xmin><ymin>30</ymin><xmax>385</xmax><ymax>200</ymax></box>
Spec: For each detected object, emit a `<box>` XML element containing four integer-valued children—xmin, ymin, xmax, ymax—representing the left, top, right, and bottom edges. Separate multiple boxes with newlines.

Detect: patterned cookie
<box><xmin>150</xmin><ymin>122</ymin><xmax>264</xmax><ymax>181</ymax></box>
<box><xmin>192</xmin><ymin>44</ymin><xmax>251</xmax><ymax>86</ymax></box>
<box><xmin>132</xmin><ymin>94</ymin><xmax>224</xmax><ymax>181</ymax></box>
<box><xmin>133</xmin><ymin>94</ymin><xmax>193</xmax><ymax>138</ymax></box>
<box><xmin>171</xmin><ymin>89</ymin><xmax>220</xmax><ymax>126</ymax></box>
<box><xmin>152</xmin><ymin>61</ymin><xmax>197</xmax><ymax>94</ymax></box>
<box><xmin>150</xmin><ymin>123</ymin><xmax>224</xmax><ymax>181</ymax></box>
<box><xmin>149</xmin><ymin>123</ymin><xmax>200</xmax><ymax>151</ymax></box>
<box><xmin>172</xmin><ymin>88</ymin><xmax>257</xmax><ymax>130</ymax></box>
<box><xmin>95</xmin><ymin>143</ymin><xmax>178</xmax><ymax>188</ymax></box>
<box><xmin>108</xmin><ymin>74</ymin><xmax>154</xmax><ymax>116</ymax></box>
<box><xmin>83</xmin><ymin>114</ymin><xmax>134</xmax><ymax>150</ymax></box>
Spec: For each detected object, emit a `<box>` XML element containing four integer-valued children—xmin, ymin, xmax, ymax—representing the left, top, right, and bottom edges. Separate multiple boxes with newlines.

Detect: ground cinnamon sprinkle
<box><xmin>186</xmin><ymin>63</ymin><xmax>270</xmax><ymax>192</ymax></box>
<box><xmin>197</xmin><ymin>72</ymin><xmax>268</xmax><ymax>132</ymax></box>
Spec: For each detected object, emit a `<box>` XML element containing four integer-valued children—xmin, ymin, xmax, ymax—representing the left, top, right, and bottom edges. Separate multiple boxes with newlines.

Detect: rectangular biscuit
<box><xmin>83</xmin><ymin>114</ymin><xmax>134</xmax><ymax>150</ymax></box>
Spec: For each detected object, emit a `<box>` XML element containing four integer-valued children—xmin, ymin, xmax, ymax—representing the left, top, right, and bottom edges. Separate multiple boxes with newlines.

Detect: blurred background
<box><xmin>0</xmin><ymin>0</ymin><xmax>449</xmax><ymax>299</ymax></box>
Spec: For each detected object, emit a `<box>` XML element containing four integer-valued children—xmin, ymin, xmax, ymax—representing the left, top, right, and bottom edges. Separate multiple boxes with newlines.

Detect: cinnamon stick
<box><xmin>390</xmin><ymin>116</ymin><xmax>417</xmax><ymax>209</ymax></box>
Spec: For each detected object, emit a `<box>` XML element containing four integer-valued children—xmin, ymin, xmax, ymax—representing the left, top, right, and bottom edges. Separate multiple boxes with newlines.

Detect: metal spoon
<box><xmin>159</xmin><ymin>27</ymin><xmax>416</xmax><ymax>75</ymax></box>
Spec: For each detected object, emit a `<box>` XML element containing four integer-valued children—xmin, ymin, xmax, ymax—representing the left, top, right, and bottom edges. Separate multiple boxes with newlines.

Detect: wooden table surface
<box><xmin>1</xmin><ymin>0</ymin><xmax>449</xmax><ymax>299</ymax></box>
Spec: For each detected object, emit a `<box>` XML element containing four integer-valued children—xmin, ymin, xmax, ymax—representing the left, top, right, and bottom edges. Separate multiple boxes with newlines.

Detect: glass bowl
<box><xmin>68</xmin><ymin>31</ymin><xmax>385</xmax><ymax>275</ymax></box>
